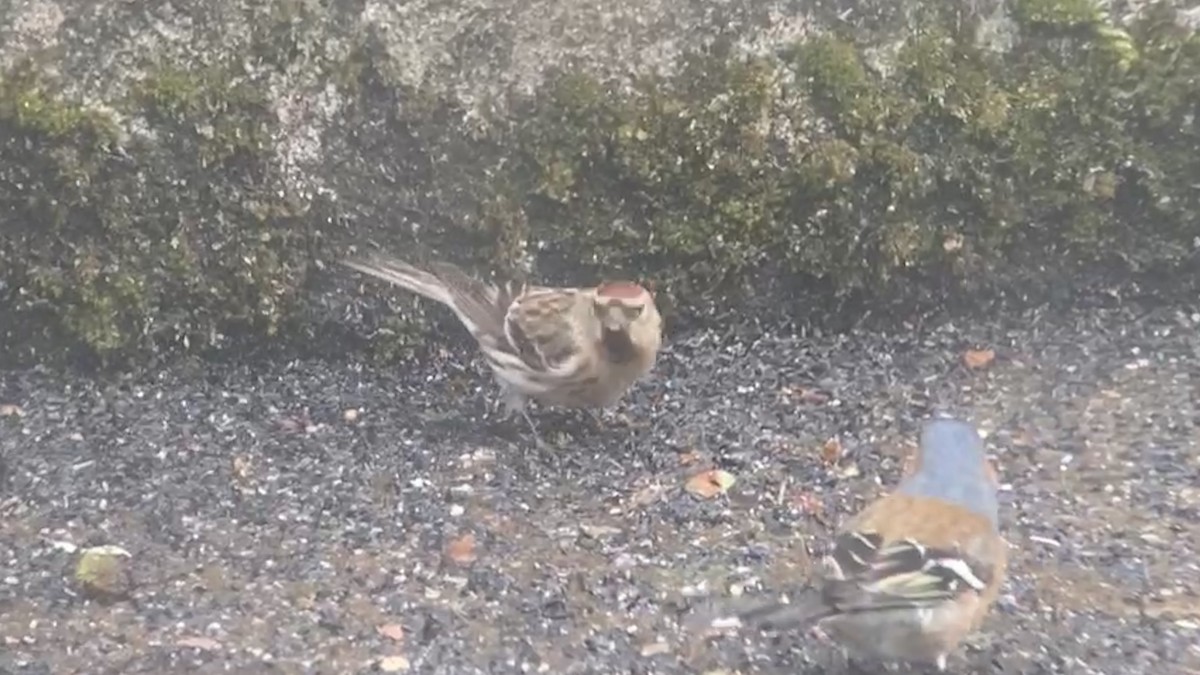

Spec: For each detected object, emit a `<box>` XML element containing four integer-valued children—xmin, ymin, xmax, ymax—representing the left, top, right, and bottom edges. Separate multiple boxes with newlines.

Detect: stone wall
<box><xmin>1</xmin><ymin>0</ymin><xmax>1197</xmax><ymax>365</ymax></box>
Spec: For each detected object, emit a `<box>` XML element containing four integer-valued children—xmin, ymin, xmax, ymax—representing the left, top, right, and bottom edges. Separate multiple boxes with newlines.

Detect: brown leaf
<box><xmin>684</xmin><ymin>469</ymin><xmax>736</xmax><ymax>499</ymax></box>
<box><xmin>445</xmin><ymin>533</ymin><xmax>477</xmax><ymax>565</ymax></box>
<box><xmin>176</xmin><ymin>636</ymin><xmax>222</xmax><ymax>651</ymax></box>
<box><xmin>379</xmin><ymin>655</ymin><xmax>411</xmax><ymax>672</ymax></box>
<box><xmin>276</xmin><ymin>409</ymin><xmax>315</xmax><ymax>434</ymax></box>
<box><xmin>963</xmin><ymin>348</ymin><xmax>996</xmax><ymax>369</ymax></box>
<box><xmin>779</xmin><ymin>386</ymin><xmax>829</xmax><ymax>405</ymax></box>
<box><xmin>231</xmin><ymin>455</ymin><xmax>253</xmax><ymax>481</ymax></box>
<box><xmin>800</xmin><ymin>388</ymin><xmax>830</xmax><ymax>404</ymax></box>
<box><xmin>835</xmin><ymin>462</ymin><xmax>862</xmax><ymax>479</ymax></box>
<box><xmin>377</xmin><ymin>623</ymin><xmax>405</xmax><ymax>643</ymax></box>
<box><xmin>579</xmin><ymin>523</ymin><xmax>622</xmax><ymax>539</ymax></box>
<box><xmin>791</xmin><ymin>491</ymin><xmax>824</xmax><ymax>516</ymax></box>
<box><xmin>820</xmin><ymin>437</ymin><xmax>843</xmax><ymax>465</ymax></box>
<box><xmin>640</xmin><ymin>640</ymin><xmax>671</xmax><ymax>657</ymax></box>
<box><xmin>984</xmin><ymin>457</ymin><xmax>1001</xmax><ymax>485</ymax></box>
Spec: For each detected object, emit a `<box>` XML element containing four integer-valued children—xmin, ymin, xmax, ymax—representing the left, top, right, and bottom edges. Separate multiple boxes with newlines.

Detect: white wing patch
<box><xmin>924</xmin><ymin>557</ymin><xmax>987</xmax><ymax>592</ymax></box>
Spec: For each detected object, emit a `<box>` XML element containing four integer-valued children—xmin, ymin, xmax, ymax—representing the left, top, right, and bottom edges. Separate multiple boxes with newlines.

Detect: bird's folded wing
<box><xmin>503</xmin><ymin>288</ymin><xmax>589</xmax><ymax>374</ymax></box>
<box><xmin>823</xmin><ymin>533</ymin><xmax>996</xmax><ymax>613</ymax></box>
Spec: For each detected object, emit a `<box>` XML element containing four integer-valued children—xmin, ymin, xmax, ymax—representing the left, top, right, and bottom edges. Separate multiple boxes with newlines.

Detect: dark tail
<box><xmin>686</xmin><ymin>589</ymin><xmax>831</xmax><ymax>634</ymax></box>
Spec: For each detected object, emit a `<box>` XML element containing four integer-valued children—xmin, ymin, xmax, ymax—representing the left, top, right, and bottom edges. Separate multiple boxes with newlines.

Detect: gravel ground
<box><xmin>2</xmin><ymin>299</ymin><xmax>1199</xmax><ymax>675</ymax></box>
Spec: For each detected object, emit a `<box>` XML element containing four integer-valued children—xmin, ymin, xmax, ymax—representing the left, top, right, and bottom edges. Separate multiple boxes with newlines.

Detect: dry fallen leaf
<box><xmin>836</xmin><ymin>462</ymin><xmax>862</xmax><ymax>479</ymax></box>
<box><xmin>984</xmin><ymin>457</ymin><xmax>1001</xmax><ymax>485</ymax></box>
<box><xmin>685</xmin><ymin>469</ymin><xmax>736</xmax><ymax>499</ymax></box>
<box><xmin>276</xmin><ymin>409</ymin><xmax>316</xmax><ymax>434</ymax></box>
<box><xmin>678</xmin><ymin>450</ymin><xmax>702</xmax><ymax>466</ymax></box>
<box><xmin>781</xmin><ymin>386</ymin><xmax>830</xmax><ymax>405</ymax></box>
<box><xmin>176</xmin><ymin>636</ymin><xmax>222</xmax><ymax>651</ymax></box>
<box><xmin>963</xmin><ymin>348</ymin><xmax>996</xmax><ymax>369</ymax></box>
<box><xmin>445</xmin><ymin>533</ymin><xmax>477</xmax><ymax>565</ymax></box>
<box><xmin>232</xmin><ymin>455</ymin><xmax>253</xmax><ymax>481</ymax></box>
<box><xmin>0</xmin><ymin>404</ymin><xmax>24</xmax><ymax>417</ymax></box>
<box><xmin>580</xmin><ymin>523</ymin><xmax>622</xmax><ymax>540</ymax></box>
<box><xmin>379</xmin><ymin>655</ymin><xmax>411</xmax><ymax>672</ymax></box>
<box><xmin>791</xmin><ymin>491</ymin><xmax>824</xmax><ymax>516</ymax></box>
<box><xmin>640</xmin><ymin>640</ymin><xmax>671</xmax><ymax>657</ymax></box>
<box><xmin>820</xmin><ymin>437</ymin><xmax>843</xmax><ymax>465</ymax></box>
<box><xmin>376</xmin><ymin>623</ymin><xmax>405</xmax><ymax>642</ymax></box>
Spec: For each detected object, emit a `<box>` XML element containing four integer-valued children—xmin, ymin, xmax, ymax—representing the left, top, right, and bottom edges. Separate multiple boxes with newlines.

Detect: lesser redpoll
<box><xmin>341</xmin><ymin>253</ymin><xmax>663</xmax><ymax>435</ymax></box>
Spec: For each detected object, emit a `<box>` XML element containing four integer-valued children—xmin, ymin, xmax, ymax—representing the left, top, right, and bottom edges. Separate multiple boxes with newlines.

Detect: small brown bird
<box><xmin>341</xmin><ymin>253</ymin><xmax>663</xmax><ymax>435</ymax></box>
<box><xmin>714</xmin><ymin>418</ymin><xmax>1008</xmax><ymax>671</ymax></box>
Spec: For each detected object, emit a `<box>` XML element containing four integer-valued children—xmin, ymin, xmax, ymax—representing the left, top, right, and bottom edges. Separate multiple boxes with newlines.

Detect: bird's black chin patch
<box><xmin>600</xmin><ymin>326</ymin><xmax>638</xmax><ymax>364</ymax></box>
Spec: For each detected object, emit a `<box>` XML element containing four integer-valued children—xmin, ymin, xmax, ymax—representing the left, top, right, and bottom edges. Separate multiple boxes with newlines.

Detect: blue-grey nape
<box><xmin>896</xmin><ymin>417</ymin><xmax>1000</xmax><ymax>527</ymax></box>
<box><xmin>921</xmin><ymin>418</ymin><xmax>985</xmax><ymax>461</ymax></box>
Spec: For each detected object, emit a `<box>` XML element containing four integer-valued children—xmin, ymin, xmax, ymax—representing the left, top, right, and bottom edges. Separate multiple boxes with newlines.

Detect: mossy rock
<box><xmin>501</xmin><ymin>0</ymin><xmax>1199</xmax><ymax>311</ymax></box>
<box><xmin>74</xmin><ymin>545</ymin><xmax>134</xmax><ymax>601</ymax></box>
<box><xmin>1</xmin><ymin>0</ymin><xmax>1199</xmax><ymax>366</ymax></box>
<box><xmin>0</xmin><ymin>57</ymin><xmax>327</xmax><ymax>365</ymax></box>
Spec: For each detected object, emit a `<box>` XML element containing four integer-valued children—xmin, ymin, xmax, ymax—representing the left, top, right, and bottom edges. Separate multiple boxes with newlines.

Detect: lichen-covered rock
<box><xmin>0</xmin><ymin>58</ymin><xmax>327</xmax><ymax>364</ymax></box>
<box><xmin>0</xmin><ymin>0</ymin><xmax>1197</xmax><ymax>365</ymax></box>
<box><xmin>73</xmin><ymin>545</ymin><xmax>133</xmax><ymax>601</ymax></box>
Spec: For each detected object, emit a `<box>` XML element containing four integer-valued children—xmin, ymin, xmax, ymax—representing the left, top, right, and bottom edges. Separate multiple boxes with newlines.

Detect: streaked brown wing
<box><xmin>503</xmin><ymin>288</ymin><xmax>587</xmax><ymax>373</ymax></box>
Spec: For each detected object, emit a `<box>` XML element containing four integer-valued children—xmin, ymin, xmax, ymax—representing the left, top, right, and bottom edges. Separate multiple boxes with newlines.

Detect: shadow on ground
<box><xmin>2</xmin><ymin>301</ymin><xmax>1199</xmax><ymax>674</ymax></box>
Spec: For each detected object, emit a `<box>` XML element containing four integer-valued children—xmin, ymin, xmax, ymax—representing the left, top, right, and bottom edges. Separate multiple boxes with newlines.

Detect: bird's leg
<box><xmin>501</xmin><ymin>386</ymin><xmax>545</xmax><ymax>448</ymax></box>
<box><xmin>846</xmin><ymin>655</ymin><xmax>869</xmax><ymax>674</ymax></box>
<box><xmin>584</xmin><ymin>406</ymin><xmax>640</xmax><ymax>432</ymax></box>
<box><xmin>519</xmin><ymin>409</ymin><xmax>545</xmax><ymax>447</ymax></box>
<box><xmin>584</xmin><ymin>407</ymin><xmax>606</xmax><ymax>429</ymax></box>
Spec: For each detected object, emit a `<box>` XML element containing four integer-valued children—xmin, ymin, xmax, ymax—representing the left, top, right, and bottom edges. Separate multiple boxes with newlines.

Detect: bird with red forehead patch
<box><xmin>341</xmin><ymin>253</ymin><xmax>663</xmax><ymax>440</ymax></box>
<box><xmin>703</xmin><ymin>417</ymin><xmax>1008</xmax><ymax>672</ymax></box>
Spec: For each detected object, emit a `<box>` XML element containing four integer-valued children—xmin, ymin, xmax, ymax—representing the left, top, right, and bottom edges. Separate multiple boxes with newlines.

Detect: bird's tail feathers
<box><xmin>686</xmin><ymin>589</ymin><xmax>831</xmax><ymax>635</ymax></box>
<box><xmin>734</xmin><ymin>590</ymin><xmax>832</xmax><ymax>631</ymax></box>
<box><xmin>341</xmin><ymin>255</ymin><xmax>458</xmax><ymax>308</ymax></box>
<box><xmin>342</xmin><ymin>254</ymin><xmax>506</xmax><ymax>339</ymax></box>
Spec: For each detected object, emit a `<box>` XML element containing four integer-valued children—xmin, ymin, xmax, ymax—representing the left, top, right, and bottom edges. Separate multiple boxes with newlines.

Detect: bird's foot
<box><xmin>497</xmin><ymin>393</ymin><xmax>550</xmax><ymax>450</ymax></box>
<box><xmin>518</xmin><ymin>409</ymin><xmax>549</xmax><ymax>450</ymax></box>
<box><xmin>584</xmin><ymin>407</ymin><xmax>645</xmax><ymax>432</ymax></box>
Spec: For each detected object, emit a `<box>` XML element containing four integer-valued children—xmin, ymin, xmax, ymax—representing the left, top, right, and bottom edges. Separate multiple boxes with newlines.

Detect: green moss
<box><xmin>0</xmin><ymin>56</ymin><xmax>318</xmax><ymax>364</ymax></box>
<box><xmin>1014</xmin><ymin>0</ymin><xmax>1105</xmax><ymax>26</ymax></box>
<box><xmin>2</xmin><ymin>0</ymin><xmax>1199</xmax><ymax>366</ymax></box>
<box><xmin>0</xmin><ymin>62</ymin><xmax>120</xmax><ymax>142</ymax></box>
<box><xmin>789</xmin><ymin>35</ymin><xmax>913</xmax><ymax>139</ymax></box>
<box><xmin>132</xmin><ymin>64</ymin><xmax>272</xmax><ymax>165</ymax></box>
<box><xmin>500</xmin><ymin>0</ymin><xmax>1199</xmax><ymax>306</ymax></box>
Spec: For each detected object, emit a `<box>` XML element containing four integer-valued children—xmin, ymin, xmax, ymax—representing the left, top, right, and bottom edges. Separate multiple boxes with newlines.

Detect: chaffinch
<box><xmin>727</xmin><ymin>417</ymin><xmax>1008</xmax><ymax>671</ymax></box>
